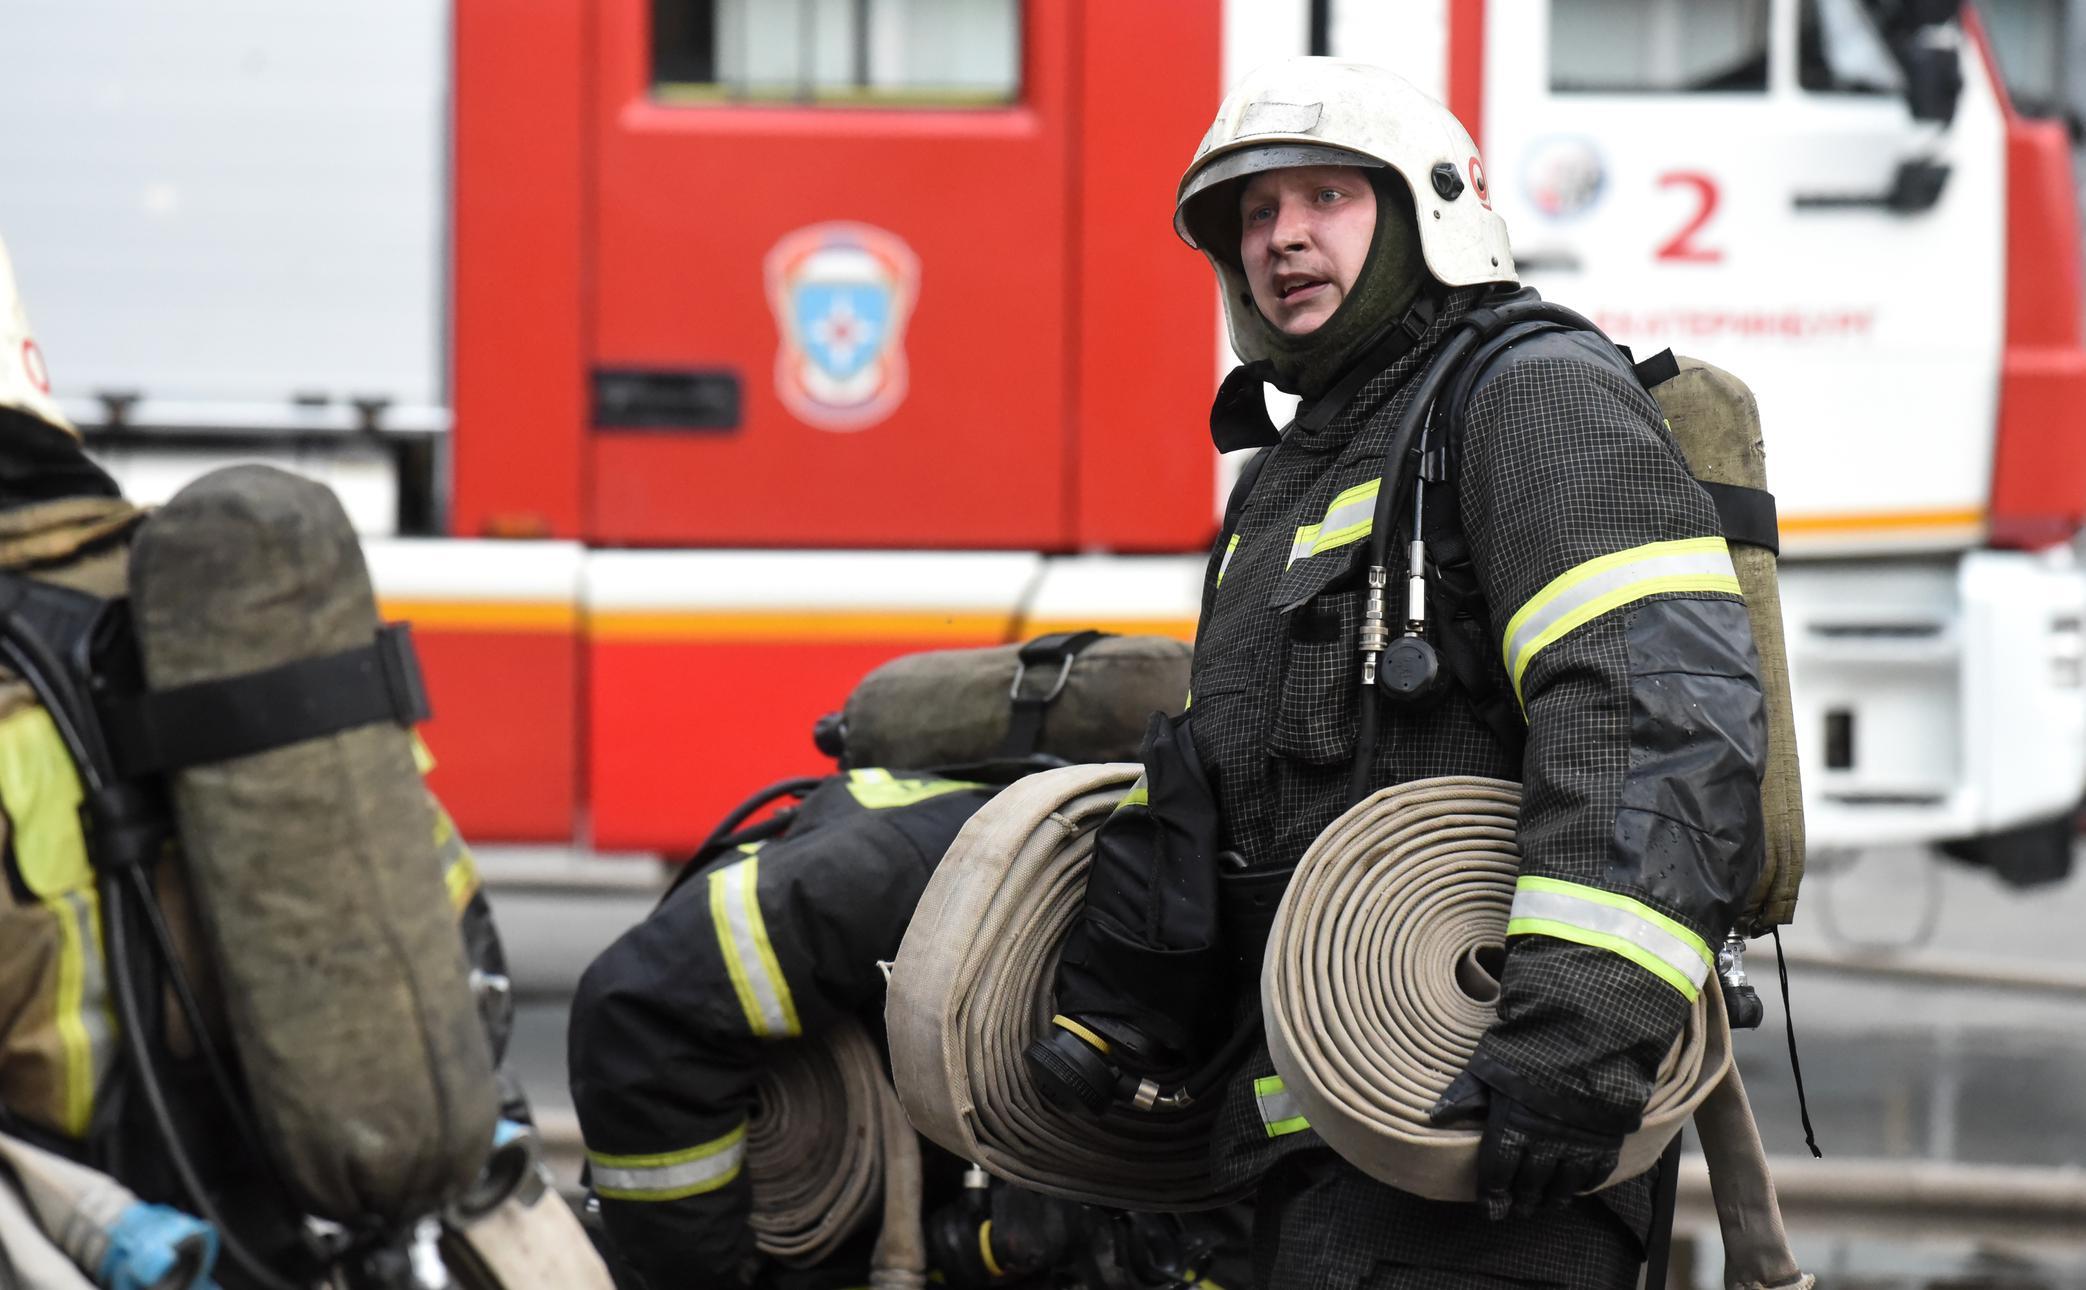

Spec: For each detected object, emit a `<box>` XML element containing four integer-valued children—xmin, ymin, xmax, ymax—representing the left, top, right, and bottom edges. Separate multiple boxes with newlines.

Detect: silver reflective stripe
<box><xmin>1216</xmin><ymin>534</ymin><xmax>1240</xmax><ymax>587</ymax></box>
<box><xmin>1501</xmin><ymin>537</ymin><xmax>1739</xmax><ymax>705</ymax></box>
<box><xmin>1284</xmin><ymin>479</ymin><xmax>1381</xmax><ymax>569</ymax></box>
<box><xmin>62</xmin><ymin>890</ymin><xmax>116</xmax><ymax>1099</ymax></box>
<box><xmin>589</xmin><ymin>1125</ymin><xmax>748</xmax><ymax>1201</ymax></box>
<box><xmin>1254</xmin><ymin>1075</ymin><xmax>1310</xmax><ymax>1137</ymax></box>
<box><xmin>708</xmin><ymin>856</ymin><xmax>800</xmax><ymax>1037</ymax></box>
<box><xmin>1312</xmin><ymin>479</ymin><xmax>1378</xmax><ymax>554</ymax></box>
<box><xmin>1286</xmin><ymin>525</ymin><xmax>1321</xmax><ymax>569</ymax></box>
<box><xmin>1506</xmin><ymin>877</ymin><xmax>1714</xmax><ymax>1000</ymax></box>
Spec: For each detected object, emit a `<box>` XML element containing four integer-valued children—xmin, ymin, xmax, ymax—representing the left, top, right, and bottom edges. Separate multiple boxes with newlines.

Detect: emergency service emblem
<box><xmin>1523</xmin><ymin>137</ymin><xmax>1606</xmax><ymax>222</ymax></box>
<box><xmin>764</xmin><ymin>222</ymin><xmax>920</xmax><ymax>432</ymax></box>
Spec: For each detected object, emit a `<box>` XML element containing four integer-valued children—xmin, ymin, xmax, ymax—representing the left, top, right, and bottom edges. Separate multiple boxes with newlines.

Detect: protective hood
<box><xmin>1177</xmin><ymin>58</ymin><xmax>1516</xmax><ymax>371</ymax></box>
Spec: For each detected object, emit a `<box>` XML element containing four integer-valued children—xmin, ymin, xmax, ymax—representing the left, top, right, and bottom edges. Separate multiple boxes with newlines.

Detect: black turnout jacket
<box><xmin>1192</xmin><ymin>286</ymin><xmax>1768</xmax><ymax>1242</ymax></box>
<box><xmin>568</xmin><ymin>770</ymin><xmax>996</xmax><ymax>1288</ymax></box>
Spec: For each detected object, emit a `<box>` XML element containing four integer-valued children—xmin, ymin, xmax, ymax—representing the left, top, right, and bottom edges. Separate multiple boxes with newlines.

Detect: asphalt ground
<box><xmin>483</xmin><ymin>843</ymin><xmax>2086</xmax><ymax>1290</ymax></box>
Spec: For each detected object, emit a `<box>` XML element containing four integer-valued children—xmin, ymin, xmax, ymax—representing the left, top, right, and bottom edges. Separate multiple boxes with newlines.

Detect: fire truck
<box><xmin>5</xmin><ymin>0</ymin><xmax>2084</xmax><ymax>878</ymax></box>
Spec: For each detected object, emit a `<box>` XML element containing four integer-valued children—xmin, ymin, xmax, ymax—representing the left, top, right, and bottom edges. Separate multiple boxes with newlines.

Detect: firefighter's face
<box><xmin>1238</xmin><ymin>165</ymin><xmax>1378</xmax><ymax>336</ymax></box>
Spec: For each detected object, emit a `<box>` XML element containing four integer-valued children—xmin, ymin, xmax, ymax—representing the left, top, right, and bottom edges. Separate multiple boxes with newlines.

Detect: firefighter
<box><xmin>567</xmin><ymin>769</ymin><xmax>998</xmax><ymax>1289</ymax></box>
<box><xmin>0</xmin><ymin>233</ymin><xmax>521</xmax><ymax>1282</ymax></box>
<box><xmin>1045</xmin><ymin>58</ymin><xmax>1768</xmax><ymax>1289</ymax></box>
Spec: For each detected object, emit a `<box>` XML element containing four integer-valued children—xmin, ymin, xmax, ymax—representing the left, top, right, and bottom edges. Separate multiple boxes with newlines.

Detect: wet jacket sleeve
<box><xmin>566</xmin><ymin>776</ymin><xmax>991</xmax><ymax>1289</ymax></box>
<box><xmin>1454</xmin><ymin>339</ymin><xmax>1767</xmax><ymax>1126</ymax></box>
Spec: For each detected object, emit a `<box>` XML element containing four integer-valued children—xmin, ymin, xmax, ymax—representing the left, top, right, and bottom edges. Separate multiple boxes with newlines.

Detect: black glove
<box><xmin>1426</xmin><ymin>1068</ymin><xmax>1627</xmax><ymax>1221</ymax></box>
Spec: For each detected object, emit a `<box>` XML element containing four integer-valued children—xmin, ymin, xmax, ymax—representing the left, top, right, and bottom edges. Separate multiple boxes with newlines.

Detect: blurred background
<box><xmin>8</xmin><ymin>1</ymin><xmax>2086</xmax><ymax>1285</ymax></box>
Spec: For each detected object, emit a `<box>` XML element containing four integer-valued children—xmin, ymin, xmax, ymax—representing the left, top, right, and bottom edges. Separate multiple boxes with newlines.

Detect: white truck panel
<box><xmin>1484</xmin><ymin>0</ymin><xmax>2007</xmax><ymax>553</ymax></box>
<box><xmin>0</xmin><ymin>0</ymin><xmax>448</xmax><ymax>430</ymax></box>
<box><xmin>1783</xmin><ymin>553</ymin><xmax>2086</xmax><ymax>847</ymax></box>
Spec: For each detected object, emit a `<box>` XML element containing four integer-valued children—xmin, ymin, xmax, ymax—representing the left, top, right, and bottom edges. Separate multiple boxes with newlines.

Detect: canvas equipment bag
<box><xmin>1427</xmin><ymin>320</ymin><xmax>1803</xmax><ymax>935</ymax></box>
<box><xmin>120</xmin><ymin>465</ymin><xmax>497</xmax><ymax>1224</ymax></box>
<box><xmin>0</xmin><ymin>464</ymin><xmax>497</xmax><ymax>1237</ymax></box>
<box><xmin>822</xmin><ymin>632</ymin><xmax>1194</xmax><ymax>771</ymax></box>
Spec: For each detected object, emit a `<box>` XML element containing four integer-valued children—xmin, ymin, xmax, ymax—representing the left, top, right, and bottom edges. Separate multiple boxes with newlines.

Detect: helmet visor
<box><xmin>1174</xmin><ymin>142</ymin><xmax>1384</xmax><ymax>248</ymax></box>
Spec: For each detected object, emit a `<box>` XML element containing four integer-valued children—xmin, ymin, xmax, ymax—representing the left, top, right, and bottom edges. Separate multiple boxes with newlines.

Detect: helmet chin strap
<box><xmin>1253</xmin><ymin>171</ymin><xmax>1428</xmax><ymax>401</ymax></box>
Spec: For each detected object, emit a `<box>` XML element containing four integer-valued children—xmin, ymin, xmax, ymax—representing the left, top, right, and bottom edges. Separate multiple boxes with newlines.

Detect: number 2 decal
<box><xmin>1656</xmin><ymin>172</ymin><xmax>1723</xmax><ymax>263</ymax></box>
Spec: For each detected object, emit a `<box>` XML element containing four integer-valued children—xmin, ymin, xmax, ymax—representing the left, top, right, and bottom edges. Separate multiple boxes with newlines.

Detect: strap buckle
<box><xmin>1009</xmin><ymin>653</ymin><xmax>1076</xmax><ymax>705</ymax></box>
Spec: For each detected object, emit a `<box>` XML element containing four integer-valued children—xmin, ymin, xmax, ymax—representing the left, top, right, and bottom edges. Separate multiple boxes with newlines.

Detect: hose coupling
<box><xmin>1717</xmin><ymin>932</ymin><xmax>1765</xmax><ymax>1030</ymax></box>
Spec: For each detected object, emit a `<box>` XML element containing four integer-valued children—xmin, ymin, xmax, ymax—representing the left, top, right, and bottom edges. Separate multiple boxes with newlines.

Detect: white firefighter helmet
<box><xmin>1175</xmin><ymin>58</ymin><xmax>1516</xmax><ymax>363</ymax></box>
<box><xmin>0</xmin><ymin>234</ymin><xmax>75</xmax><ymax>438</ymax></box>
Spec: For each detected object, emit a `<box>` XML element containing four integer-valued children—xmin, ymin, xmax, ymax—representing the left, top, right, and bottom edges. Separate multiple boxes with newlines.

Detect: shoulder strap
<box><xmin>1434</xmin><ymin>320</ymin><xmax>1582</xmax><ymax>453</ymax></box>
<box><xmin>1631</xmin><ymin>347</ymin><xmax>1782</xmax><ymax>556</ymax></box>
<box><xmin>1417</xmin><ymin>318</ymin><xmax>1596</xmax><ymax>768</ymax></box>
<box><xmin>0</xmin><ymin>571</ymin><xmax>117</xmax><ymax>774</ymax></box>
<box><xmin>997</xmin><ymin>630</ymin><xmax>1110</xmax><ymax>758</ymax></box>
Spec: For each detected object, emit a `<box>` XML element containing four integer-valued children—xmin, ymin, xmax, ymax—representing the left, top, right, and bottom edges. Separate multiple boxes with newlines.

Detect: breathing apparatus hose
<box><xmin>745</xmin><ymin>1020</ymin><xmax>925</xmax><ymax>1287</ymax></box>
<box><xmin>1349</xmin><ymin>298</ymin><xmax>1609</xmax><ymax>805</ymax></box>
<box><xmin>886</xmin><ymin>763</ymin><xmax>1243</xmax><ymax>1212</ymax></box>
<box><xmin>0</xmin><ymin>616</ymin><xmax>302</xmax><ymax>1290</ymax></box>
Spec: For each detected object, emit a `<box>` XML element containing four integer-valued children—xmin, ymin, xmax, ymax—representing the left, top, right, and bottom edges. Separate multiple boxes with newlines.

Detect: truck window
<box><xmin>1798</xmin><ymin>0</ymin><xmax>1903</xmax><ymax>95</ymax></box>
<box><xmin>1980</xmin><ymin>0</ymin><xmax>2069</xmax><ymax>119</ymax></box>
<box><xmin>652</xmin><ymin>0</ymin><xmax>1022</xmax><ymax>106</ymax></box>
<box><xmin>1550</xmin><ymin>0</ymin><xmax>1769</xmax><ymax>92</ymax></box>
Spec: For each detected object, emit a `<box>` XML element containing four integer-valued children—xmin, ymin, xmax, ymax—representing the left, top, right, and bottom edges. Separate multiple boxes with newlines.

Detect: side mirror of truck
<box><xmin>1901</xmin><ymin>35</ymin><xmax>1964</xmax><ymax>124</ymax></box>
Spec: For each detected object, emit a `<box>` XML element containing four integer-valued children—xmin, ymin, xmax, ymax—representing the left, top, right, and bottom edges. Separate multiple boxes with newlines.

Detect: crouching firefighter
<box><xmin>0</xmin><ymin>233</ymin><xmax>553</xmax><ymax>1289</ymax></box>
<box><xmin>569</xmin><ymin>635</ymin><xmax>1253</xmax><ymax>1290</ymax></box>
<box><xmin>1034</xmin><ymin>59</ymin><xmax>1780</xmax><ymax>1290</ymax></box>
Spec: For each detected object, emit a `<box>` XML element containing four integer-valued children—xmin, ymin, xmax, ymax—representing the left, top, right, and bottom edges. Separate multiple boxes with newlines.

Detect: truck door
<box><xmin>585</xmin><ymin>0</ymin><xmax>1072</xmax><ymax>550</ymax></box>
<box><xmin>1483</xmin><ymin>0</ymin><xmax>2009</xmax><ymax>555</ymax></box>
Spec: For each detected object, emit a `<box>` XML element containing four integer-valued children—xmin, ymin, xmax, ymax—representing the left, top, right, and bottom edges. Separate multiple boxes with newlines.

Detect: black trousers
<box><xmin>1253</xmin><ymin>1151</ymin><xmax>1646</xmax><ymax>1290</ymax></box>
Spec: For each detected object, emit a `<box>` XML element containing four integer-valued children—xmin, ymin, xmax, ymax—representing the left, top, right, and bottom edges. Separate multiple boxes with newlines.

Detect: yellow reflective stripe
<box><xmin>411</xmin><ymin>732</ymin><xmax>437</xmax><ymax>774</ymax></box>
<box><xmin>0</xmin><ymin>706</ymin><xmax>92</xmax><ymax>898</ymax></box>
<box><xmin>431</xmin><ymin>796</ymin><xmax>480</xmax><ymax>913</ymax></box>
<box><xmin>1051</xmin><ymin>1014</ymin><xmax>1111</xmax><ymax>1055</ymax></box>
<box><xmin>1312</xmin><ymin>478</ymin><xmax>1379</xmax><ymax>553</ymax></box>
<box><xmin>1501</xmin><ymin>537</ymin><xmax>1740</xmax><ymax>707</ymax></box>
<box><xmin>1507</xmin><ymin>876</ymin><xmax>1715</xmax><ymax>1001</ymax></box>
<box><xmin>1286</xmin><ymin>480</ymin><xmax>1381</xmax><ymax>568</ymax></box>
<box><xmin>707</xmin><ymin>856</ymin><xmax>800</xmax><ymax>1037</ymax></box>
<box><xmin>589</xmin><ymin>1123</ymin><xmax>748</xmax><ymax>1201</ymax></box>
<box><xmin>979</xmin><ymin>1219</ymin><xmax>1005</xmax><ymax>1277</ymax></box>
<box><xmin>49</xmin><ymin>890</ymin><xmax>113</xmax><ymax>1137</ymax></box>
<box><xmin>1216</xmin><ymin>533</ymin><xmax>1241</xmax><ymax>587</ymax></box>
<box><xmin>1253</xmin><ymin>1074</ymin><xmax>1310</xmax><ymax>1137</ymax></box>
<box><xmin>1113</xmin><ymin>777</ymin><xmax>1150</xmax><ymax>813</ymax></box>
<box><xmin>0</xmin><ymin>706</ymin><xmax>111</xmax><ymax>1135</ymax></box>
<box><xmin>443</xmin><ymin>844</ymin><xmax>480</xmax><ymax>913</ymax></box>
<box><xmin>844</xmin><ymin>768</ymin><xmax>981</xmax><ymax>810</ymax></box>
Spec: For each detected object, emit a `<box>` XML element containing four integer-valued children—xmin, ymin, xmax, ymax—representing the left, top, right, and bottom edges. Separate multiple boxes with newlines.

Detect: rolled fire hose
<box><xmin>1266</xmin><ymin>776</ymin><xmax>1808</xmax><ymax>1288</ymax></box>
<box><xmin>887</xmin><ymin>763</ymin><xmax>1242</xmax><ymax>1211</ymax></box>
<box><xmin>0</xmin><ymin>1131</ymin><xmax>217</xmax><ymax>1290</ymax></box>
<box><xmin>438</xmin><ymin>1182</ymin><xmax>616</xmax><ymax>1290</ymax></box>
<box><xmin>891</xmin><ymin>766</ymin><xmax>1812</xmax><ymax>1286</ymax></box>
<box><xmin>748</xmin><ymin>1019</ymin><xmax>925</xmax><ymax>1288</ymax></box>
<box><xmin>1692</xmin><ymin>1065</ymin><xmax>1815</xmax><ymax>1290</ymax></box>
<box><xmin>0</xmin><ymin>1167</ymin><xmax>95</xmax><ymax>1290</ymax></box>
<box><xmin>1263</xmin><ymin>777</ymin><xmax>1727</xmax><ymax>1197</ymax></box>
